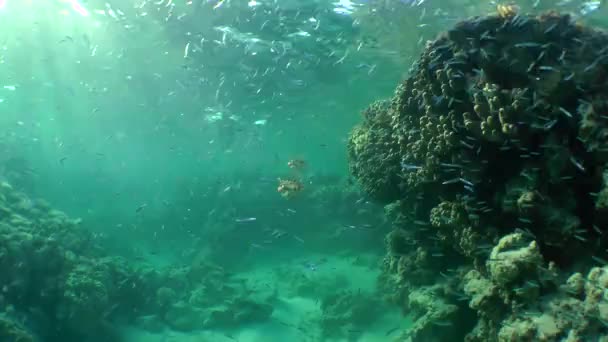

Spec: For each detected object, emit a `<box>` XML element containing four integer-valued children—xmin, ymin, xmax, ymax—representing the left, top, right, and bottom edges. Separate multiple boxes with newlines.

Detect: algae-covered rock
<box><xmin>165</xmin><ymin>296</ymin><xmax>274</xmax><ymax>331</ymax></box>
<box><xmin>135</xmin><ymin>315</ymin><xmax>165</xmax><ymax>332</ymax></box>
<box><xmin>157</xmin><ymin>286</ymin><xmax>177</xmax><ymax>308</ymax></box>
<box><xmin>497</xmin><ymin>318</ymin><xmax>537</xmax><ymax>341</ymax></box>
<box><xmin>463</xmin><ymin>270</ymin><xmax>498</xmax><ymax>313</ymax></box>
<box><xmin>165</xmin><ymin>301</ymin><xmax>206</xmax><ymax>331</ymax></box>
<box><xmin>319</xmin><ymin>290</ymin><xmax>382</xmax><ymax>339</ymax></box>
<box><xmin>404</xmin><ymin>285</ymin><xmax>468</xmax><ymax>341</ymax></box>
<box><xmin>564</xmin><ymin>272</ymin><xmax>585</xmax><ymax>296</ymax></box>
<box><xmin>160</xmin><ymin>267</ymin><xmax>274</xmax><ymax>331</ymax></box>
<box><xmin>0</xmin><ymin>314</ymin><xmax>36</xmax><ymax>342</ymax></box>
<box><xmin>487</xmin><ymin>233</ymin><xmax>542</xmax><ymax>286</ymax></box>
<box><xmin>204</xmin><ymin>298</ymin><xmax>273</xmax><ymax>328</ymax></box>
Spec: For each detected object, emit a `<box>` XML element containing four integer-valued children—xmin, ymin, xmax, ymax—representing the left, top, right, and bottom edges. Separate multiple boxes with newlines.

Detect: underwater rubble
<box><xmin>348</xmin><ymin>8</ymin><xmax>608</xmax><ymax>341</ymax></box>
<box><xmin>0</xmin><ymin>182</ymin><xmax>273</xmax><ymax>341</ymax></box>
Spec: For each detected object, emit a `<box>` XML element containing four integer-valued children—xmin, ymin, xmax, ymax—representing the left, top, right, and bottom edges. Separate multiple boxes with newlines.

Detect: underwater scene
<box><xmin>1</xmin><ymin>0</ymin><xmax>608</xmax><ymax>341</ymax></box>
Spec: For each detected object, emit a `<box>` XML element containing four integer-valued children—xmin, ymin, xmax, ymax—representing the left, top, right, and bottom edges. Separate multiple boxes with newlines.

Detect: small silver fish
<box><xmin>236</xmin><ymin>217</ymin><xmax>257</xmax><ymax>223</ymax></box>
<box><xmin>401</xmin><ymin>161</ymin><xmax>422</xmax><ymax>171</ymax></box>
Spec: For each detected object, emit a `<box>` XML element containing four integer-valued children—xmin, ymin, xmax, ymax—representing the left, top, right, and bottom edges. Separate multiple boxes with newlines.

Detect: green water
<box><xmin>0</xmin><ymin>0</ymin><xmax>606</xmax><ymax>341</ymax></box>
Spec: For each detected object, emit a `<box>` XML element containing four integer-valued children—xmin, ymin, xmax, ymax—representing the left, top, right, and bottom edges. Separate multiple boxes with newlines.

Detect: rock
<box><xmin>487</xmin><ymin>233</ymin><xmax>542</xmax><ymax>286</ymax></box>
<box><xmin>164</xmin><ymin>301</ymin><xmax>206</xmax><ymax>331</ymax></box>
<box><xmin>463</xmin><ymin>270</ymin><xmax>498</xmax><ymax>312</ymax></box>
<box><xmin>135</xmin><ymin>315</ymin><xmax>165</xmax><ymax>333</ymax></box>
<box><xmin>0</xmin><ymin>314</ymin><xmax>35</xmax><ymax>342</ymax></box>
<box><xmin>564</xmin><ymin>272</ymin><xmax>585</xmax><ymax>296</ymax></box>
<box><xmin>204</xmin><ymin>299</ymin><xmax>273</xmax><ymax>328</ymax></box>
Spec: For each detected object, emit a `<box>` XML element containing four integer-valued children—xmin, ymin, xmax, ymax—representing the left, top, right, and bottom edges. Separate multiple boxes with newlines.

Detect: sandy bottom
<box><xmin>119</xmin><ymin>252</ymin><xmax>411</xmax><ymax>342</ymax></box>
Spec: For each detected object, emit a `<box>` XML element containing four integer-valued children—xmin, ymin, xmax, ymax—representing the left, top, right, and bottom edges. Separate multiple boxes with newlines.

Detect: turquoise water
<box><xmin>0</xmin><ymin>0</ymin><xmax>607</xmax><ymax>341</ymax></box>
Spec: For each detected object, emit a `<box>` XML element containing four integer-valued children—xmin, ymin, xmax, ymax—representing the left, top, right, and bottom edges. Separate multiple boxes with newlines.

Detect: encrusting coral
<box><xmin>349</xmin><ymin>7</ymin><xmax>608</xmax><ymax>341</ymax></box>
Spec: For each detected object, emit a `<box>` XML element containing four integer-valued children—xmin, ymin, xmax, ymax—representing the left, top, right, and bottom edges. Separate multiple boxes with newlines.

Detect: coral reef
<box><xmin>402</xmin><ymin>285</ymin><xmax>462</xmax><ymax>341</ymax></box>
<box><xmin>348</xmin><ymin>101</ymin><xmax>402</xmax><ymax>202</ymax></box>
<box><xmin>0</xmin><ymin>182</ymin><xmax>274</xmax><ymax>340</ymax></box>
<box><xmin>348</xmin><ymin>8</ymin><xmax>608</xmax><ymax>341</ymax></box>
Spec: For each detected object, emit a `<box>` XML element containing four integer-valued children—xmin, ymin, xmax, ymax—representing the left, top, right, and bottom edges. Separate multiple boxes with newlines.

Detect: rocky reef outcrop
<box><xmin>349</xmin><ymin>7</ymin><xmax>608</xmax><ymax>341</ymax></box>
